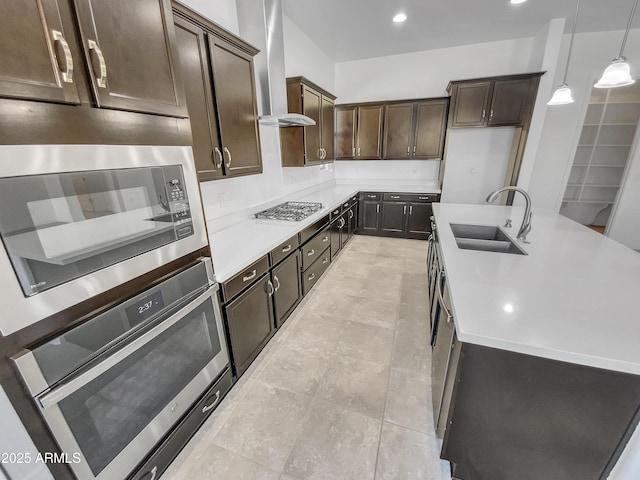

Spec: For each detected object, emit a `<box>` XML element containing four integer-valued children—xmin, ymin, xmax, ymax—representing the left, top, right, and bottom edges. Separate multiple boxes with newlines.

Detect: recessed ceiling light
<box><xmin>510</xmin><ymin>0</ymin><xmax>527</xmax><ymax>4</ymax></box>
<box><xmin>393</xmin><ymin>12</ymin><xmax>407</xmax><ymax>23</ymax></box>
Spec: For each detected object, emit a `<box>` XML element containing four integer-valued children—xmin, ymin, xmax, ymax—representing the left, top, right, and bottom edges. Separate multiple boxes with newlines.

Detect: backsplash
<box><xmin>334</xmin><ymin>159</ymin><xmax>440</xmax><ymax>185</ymax></box>
<box><xmin>200</xmin><ymin>126</ymin><xmax>336</xmax><ymax>232</ymax></box>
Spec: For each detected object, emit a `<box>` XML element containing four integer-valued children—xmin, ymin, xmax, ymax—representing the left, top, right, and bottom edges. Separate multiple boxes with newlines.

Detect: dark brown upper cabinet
<box><xmin>383</xmin><ymin>98</ymin><xmax>448</xmax><ymax>159</ymax></box>
<box><xmin>0</xmin><ymin>0</ymin><xmax>80</xmax><ymax>105</ymax></box>
<box><xmin>173</xmin><ymin>4</ymin><xmax>262</xmax><ymax>181</ymax></box>
<box><xmin>447</xmin><ymin>72</ymin><xmax>543</xmax><ymax>128</ymax></box>
<box><xmin>335</xmin><ymin>106</ymin><xmax>356</xmax><ymax>159</ymax></box>
<box><xmin>335</xmin><ymin>103</ymin><xmax>384</xmax><ymax>160</ymax></box>
<box><xmin>281</xmin><ymin>77</ymin><xmax>336</xmax><ymax>167</ymax></box>
<box><xmin>74</xmin><ymin>0</ymin><xmax>187</xmax><ymax>117</ymax></box>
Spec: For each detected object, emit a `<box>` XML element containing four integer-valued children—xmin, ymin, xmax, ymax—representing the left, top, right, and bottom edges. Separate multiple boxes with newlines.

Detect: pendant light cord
<box><xmin>619</xmin><ymin>0</ymin><xmax>639</xmax><ymax>58</ymax></box>
<box><xmin>563</xmin><ymin>0</ymin><xmax>581</xmax><ymax>84</ymax></box>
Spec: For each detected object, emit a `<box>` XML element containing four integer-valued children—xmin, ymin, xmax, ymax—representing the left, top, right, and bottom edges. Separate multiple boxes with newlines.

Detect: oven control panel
<box><xmin>167</xmin><ymin>178</ymin><xmax>193</xmax><ymax>238</ymax></box>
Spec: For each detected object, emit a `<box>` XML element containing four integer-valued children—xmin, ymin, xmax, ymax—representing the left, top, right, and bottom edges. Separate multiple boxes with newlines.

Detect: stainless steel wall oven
<box><xmin>0</xmin><ymin>145</ymin><xmax>208</xmax><ymax>335</ymax></box>
<box><xmin>14</xmin><ymin>258</ymin><xmax>229</xmax><ymax>480</ymax></box>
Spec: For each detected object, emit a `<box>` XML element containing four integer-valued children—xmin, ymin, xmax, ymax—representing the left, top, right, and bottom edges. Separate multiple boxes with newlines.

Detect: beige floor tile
<box><xmin>303</xmin><ymin>290</ymin><xmax>360</xmax><ymax>318</ymax></box>
<box><xmin>371</xmin><ymin>254</ymin><xmax>407</xmax><ymax>272</ymax></box>
<box><xmin>385</xmin><ymin>367</ymin><xmax>434</xmax><ymax>434</ymax></box>
<box><xmin>283</xmin><ymin>399</ymin><xmax>381</xmax><ymax>480</ymax></box>
<box><xmin>391</xmin><ymin>317</ymin><xmax>431</xmax><ymax>374</ymax></box>
<box><xmin>180</xmin><ymin>444</ymin><xmax>281</xmax><ymax>480</ymax></box>
<box><xmin>315</xmin><ymin>353</ymin><xmax>390</xmax><ymax>419</ymax></box>
<box><xmin>336</xmin><ymin>321</ymin><xmax>395</xmax><ymax>365</ymax></box>
<box><xmin>397</xmin><ymin>303</ymin><xmax>430</xmax><ymax>335</ymax></box>
<box><xmin>258</xmin><ymin>340</ymin><xmax>331</xmax><ymax>396</ymax></box>
<box><xmin>213</xmin><ymin>381</ymin><xmax>312</xmax><ymax>472</ymax></box>
<box><xmin>375</xmin><ymin>422</ymin><xmax>446</xmax><ymax>480</ymax></box>
<box><xmin>358</xmin><ymin>274</ymin><xmax>402</xmax><ymax>302</ymax></box>
<box><xmin>286</xmin><ymin>311</ymin><xmax>346</xmax><ymax>350</ymax></box>
<box><xmin>316</xmin><ymin>272</ymin><xmax>365</xmax><ymax>298</ymax></box>
<box><xmin>348</xmin><ymin>296</ymin><xmax>400</xmax><ymax>330</ymax></box>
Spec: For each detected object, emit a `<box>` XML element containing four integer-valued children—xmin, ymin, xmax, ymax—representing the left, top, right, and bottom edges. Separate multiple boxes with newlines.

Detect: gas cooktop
<box><xmin>254</xmin><ymin>201</ymin><xmax>323</xmax><ymax>221</ymax></box>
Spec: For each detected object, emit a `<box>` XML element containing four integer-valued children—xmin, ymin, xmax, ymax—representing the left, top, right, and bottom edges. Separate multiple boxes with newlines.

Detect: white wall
<box><xmin>608</xmin><ymin>136</ymin><xmax>640</xmax><ymax>249</ymax></box>
<box><xmin>180</xmin><ymin>0</ymin><xmax>240</xmax><ymax>34</ymax></box>
<box><xmin>282</xmin><ymin>14</ymin><xmax>335</xmax><ymax>92</ymax></box>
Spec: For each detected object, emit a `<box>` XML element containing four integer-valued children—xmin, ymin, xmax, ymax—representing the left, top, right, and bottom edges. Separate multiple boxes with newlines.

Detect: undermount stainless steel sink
<box><xmin>450</xmin><ymin>223</ymin><xmax>527</xmax><ymax>255</ymax></box>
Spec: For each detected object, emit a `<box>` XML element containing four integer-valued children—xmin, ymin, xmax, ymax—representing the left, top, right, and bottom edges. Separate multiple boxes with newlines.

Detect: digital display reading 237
<box><xmin>125</xmin><ymin>290</ymin><xmax>165</xmax><ymax>326</ymax></box>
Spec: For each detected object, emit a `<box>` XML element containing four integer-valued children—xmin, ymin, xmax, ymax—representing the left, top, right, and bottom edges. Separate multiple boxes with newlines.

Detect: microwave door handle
<box><xmin>38</xmin><ymin>284</ymin><xmax>218</xmax><ymax>410</ymax></box>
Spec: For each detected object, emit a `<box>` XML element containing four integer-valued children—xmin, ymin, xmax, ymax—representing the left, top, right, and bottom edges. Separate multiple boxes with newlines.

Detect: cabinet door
<box><xmin>303</xmin><ymin>85</ymin><xmax>322</xmax><ymax>165</ymax></box>
<box><xmin>0</xmin><ymin>0</ymin><xmax>80</xmax><ymax>104</ymax></box>
<box><xmin>381</xmin><ymin>201</ymin><xmax>407</xmax><ymax>235</ymax></box>
<box><xmin>340</xmin><ymin>211</ymin><xmax>351</xmax><ymax>247</ymax></box>
<box><xmin>360</xmin><ymin>200</ymin><xmax>381</xmax><ymax>232</ymax></box>
<box><xmin>356</xmin><ymin>105</ymin><xmax>384</xmax><ymax>159</ymax></box>
<box><xmin>335</xmin><ymin>106</ymin><xmax>356</xmax><ymax>159</ymax></box>
<box><xmin>330</xmin><ymin>218</ymin><xmax>342</xmax><ymax>260</ymax></box>
<box><xmin>224</xmin><ymin>275</ymin><xmax>274</xmax><ymax>376</ymax></box>
<box><xmin>383</xmin><ymin>103</ymin><xmax>414</xmax><ymax>159</ymax></box>
<box><xmin>488</xmin><ymin>78</ymin><xmax>532</xmax><ymax>126</ymax></box>
<box><xmin>450</xmin><ymin>81</ymin><xmax>491</xmax><ymax>127</ymax></box>
<box><xmin>173</xmin><ymin>17</ymin><xmax>222</xmax><ymax>181</ymax></box>
<box><xmin>272</xmin><ymin>253</ymin><xmax>301</xmax><ymax>328</ymax></box>
<box><xmin>74</xmin><ymin>0</ymin><xmax>186</xmax><ymax>117</ymax></box>
<box><xmin>413</xmin><ymin>100</ymin><xmax>448</xmax><ymax>159</ymax></box>
<box><xmin>406</xmin><ymin>202</ymin><xmax>433</xmax><ymax>239</ymax></box>
<box><xmin>321</xmin><ymin>95</ymin><xmax>335</xmax><ymax>162</ymax></box>
<box><xmin>209</xmin><ymin>36</ymin><xmax>262</xmax><ymax>177</ymax></box>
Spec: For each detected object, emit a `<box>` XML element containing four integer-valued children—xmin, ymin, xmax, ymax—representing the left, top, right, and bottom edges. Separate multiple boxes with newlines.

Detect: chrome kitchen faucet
<box><xmin>485</xmin><ymin>186</ymin><xmax>532</xmax><ymax>242</ymax></box>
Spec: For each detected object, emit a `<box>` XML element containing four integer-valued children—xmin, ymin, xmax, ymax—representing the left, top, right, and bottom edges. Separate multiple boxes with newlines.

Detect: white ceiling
<box><xmin>281</xmin><ymin>0</ymin><xmax>640</xmax><ymax>62</ymax></box>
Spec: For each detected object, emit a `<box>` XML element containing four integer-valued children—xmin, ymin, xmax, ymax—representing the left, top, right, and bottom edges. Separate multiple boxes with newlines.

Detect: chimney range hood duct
<box><xmin>237</xmin><ymin>0</ymin><xmax>315</xmax><ymax>127</ymax></box>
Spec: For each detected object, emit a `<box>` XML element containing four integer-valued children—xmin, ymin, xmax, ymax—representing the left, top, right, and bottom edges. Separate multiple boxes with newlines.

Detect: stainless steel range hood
<box><xmin>236</xmin><ymin>0</ymin><xmax>315</xmax><ymax>127</ymax></box>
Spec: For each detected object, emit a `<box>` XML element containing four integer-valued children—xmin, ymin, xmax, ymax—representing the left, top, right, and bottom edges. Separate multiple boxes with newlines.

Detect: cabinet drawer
<box><xmin>222</xmin><ymin>256</ymin><xmax>269</xmax><ymax>302</ymax></box>
<box><xmin>330</xmin><ymin>206</ymin><xmax>342</xmax><ymax>222</ymax></box>
<box><xmin>299</xmin><ymin>213</ymin><xmax>330</xmax><ymax>244</ymax></box>
<box><xmin>350</xmin><ymin>195</ymin><xmax>358</xmax><ymax>206</ymax></box>
<box><xmin>270</xmin><ymin>235</ymin><xmax>299</xmax><ymax>266</ymax></box>
<box><xmin>301</xmin><ymin>227</ymin><xmax>331</xmax><ymax>270</ymax></box>
<box><xmin>361</xmin><ymin>192</ymin><xmax>381</xmax><ymax>201</ymax></box>
<box><xmin>382</xmin><ymin>193</ymin><xmax>439</xmax><ymax>203</ymax></box>
<box><xmin>302</xmin><ymin>247</ymin><xmax>331</xmax><ymax>295</ymax></box>
<box><xmin>129</xmin><ymin>369</ymin><xmax>233</xmax><ymax>480</ymax></box>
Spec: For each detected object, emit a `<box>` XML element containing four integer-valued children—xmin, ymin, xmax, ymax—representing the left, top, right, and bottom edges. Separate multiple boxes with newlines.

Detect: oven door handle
<box><xmin>38</xmin><ymin>284</ymin><xmax>219</xmax><ymax>410</ymax></box>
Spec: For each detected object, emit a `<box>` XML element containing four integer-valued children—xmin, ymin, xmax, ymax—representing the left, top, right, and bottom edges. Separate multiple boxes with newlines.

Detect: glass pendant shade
<box><xmin>594</xmin><ymin>57</ymin><xmax>635</xmax><ymax>88</ymax></box>
<box><xmin>547</xmin><ymin>84</ymin><xmax>575</xmax><ymax>105</ymax></box>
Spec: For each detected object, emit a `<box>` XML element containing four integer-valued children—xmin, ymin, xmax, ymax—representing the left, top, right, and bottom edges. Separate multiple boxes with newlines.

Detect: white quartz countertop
<box><xmin>432</xmin><ymin>203</ymin><xmax>640</xmax><ymax>374</ymax></box>
<box><xmin>208</xmin><ymin>183</ymin><xmax>439</xmax><ymax>282</ymax></box>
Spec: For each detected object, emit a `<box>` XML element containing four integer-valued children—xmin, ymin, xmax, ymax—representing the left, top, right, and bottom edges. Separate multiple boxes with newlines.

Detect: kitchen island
<box><xmin>430</xmin><ymin>203</ymin><xmax>640</xmax><ymax>480</ymax></box>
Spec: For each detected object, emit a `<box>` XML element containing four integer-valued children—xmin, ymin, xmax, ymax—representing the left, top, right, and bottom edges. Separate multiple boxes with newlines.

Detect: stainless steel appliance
<box><xmin>13</xmin><ymin>258</ymin><xmax>229</xmax><ymax>480</ymax></box>
<box><xmin>0</xmin><ymin>145</ymin><xmax>207</xmax><ymax>335</ymax></box>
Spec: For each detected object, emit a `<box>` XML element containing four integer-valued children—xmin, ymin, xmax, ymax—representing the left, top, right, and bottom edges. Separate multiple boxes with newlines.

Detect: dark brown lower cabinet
<box><xmin>406</xmin><ymin>202</ymin><xmax>433</xmax><ymax>237</ymax></box>
<box><xmin>381</xmin><ymin>201</ymin><xmax>406</xmax><ymax>235</ymax></box>
<box><xmin>330</xmin><ymin>216</ymin><xmax>343</xmax><ymax>260</ymax></box>
<box><xmin>302</xmin><ymin>247</ymin><xmax>331</xmax><ymax>295</ymax></box>
<box><xmin>361</xmin><ymin>200</ymin><xmax>381</xmax><ymax>232</ymax></box>
<box><xmin>223</xmin><ymin>273</ymin><xmax>275</xmax><ymax>377</ymax></box>
<box><xmin>272</xmin><ymin>253</ymin><xmax>302</xmax><ymax>328</ymax></box>
<box><xmin>439</xmin><ymin>337</ymin><xmax>640</xmax><ymax>480</ymax></box>
<box><xmin>360</xmin><ymin>192</ymin><xmax>438</xmax><ymax>239</ymax></box>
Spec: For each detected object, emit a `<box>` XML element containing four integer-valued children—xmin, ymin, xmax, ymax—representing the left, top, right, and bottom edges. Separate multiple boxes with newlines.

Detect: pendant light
<box><xmin>594</xmin><ymin>0</ymin><xmax>638</xmax><ymax>88</ymax></box>
<box><xmin>548</xmin><ymin>0</ymin><xmax>581</xmax><ymax>105</ymax></box>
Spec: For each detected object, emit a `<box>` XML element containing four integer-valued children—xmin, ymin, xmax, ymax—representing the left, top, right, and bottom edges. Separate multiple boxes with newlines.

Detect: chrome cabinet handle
<box><xmin>322</xmin><ymin>236</ymin><xmax>329</xmax><ymax>242</ymax></box>
<box><xmin>307</xmin><ymin>249</ymin><xmax>315</xmax><ymax>256</ymax></box>
<box><xmin>214</xmin><ymin>147</ymin><xmax>223</xmax><ymax>169</ymax></box>
<box><xmin>352</xmin><ymin>147</ymin><xmax>355</xmax><ymax>156</ymax></box>
<box><xmin>419</xmin><ymin>196</ymin><xmax>430</xmax><ymax>200</ymax></box>
<box><xmin>349</xmin><ymin>210</ymin><xmax>354</xmax><ymax>219</ymax></box>
<box><xmin>376</xmin><ymin>204</ymin><xmax>380</xmax><ymax>213</ymax></box>
<box><xmin>343</xmin><ymin>202</ymin><xmax>349</xmax><ymax>208</ymax></box>
<box><xmin>333</xmin><ymin>209</ymin><xmax>340</xmax><ymax>215</ymax></box>
<box><xmin>308</xmin><ymin>273</ymin><xmax>316</xmax><ymax>281</ymax></box>
<box><xmin>267</xmin><ymin>280</ymin><xmax>275</xmax><ymax>296</ymax></box>
<box><xmin>273</xmin><ymin>275</ymin><xmax>281</xmax><ymax>292</ymax></box>
<box><xmin>224</xmin><ymin>147</ymin><xmax>232</xmax><ymax>168</ymax></box>
<box><xmin>413</xmin><ymin>146</ymin><xmax>416</xmax><ymax>154</ymax></box>
<box><xmin>147</xmin><ymin>466</ymin><xmax>158</xmax><ymax>480</ymax></box>
<box><xmin>482</xmin><ymin>109</ymin><xmax>486</xmax><ymax>120</ymax></box>
<box><xmin>489</xmin><ymin>109</ymin><xmax>494</xmax><ymax>121</ymax></box>
<box><xmin>88</xmin><ymin>40</ymin><xmax>107</xmax><ymax>88</ymax></box>
<box><xmin>52</xmin><ymin>30</ymin><xmax>74</xmax><ymax>83</ymax></box>
<box><xmin>242</xmin><ymin>270</ymin><xmax>257</xmax><ymax>282</ymax></box>
<box><xmin>322</xmin><ymin>258</ymin><xmax>329</xmax><ymax>264</ymax></box>
<box><xmin>202</xmin><ymin>391</ymin><xmax>220</xmax><ymax>413</ymax></box>
<box><xmin>391</xmin><ymin>195</ymin><xmax>400</xmax><ymax>199</ymax></box>
<box><xmin>339</xmin><ymin>218</ymin><xmax>346</xmax><ymax>228</ymax></box>
<box><xmin>407</xmin><ymin>145</ymin><xmax>410</xmax><ymax>154</ymax></box>
<box><xmin>437</xmin><ymin>277</ymin><xmax>453</xmax><ymax>323</ymax></box>
<box><xmin>358</xmin><ymin>147</ymin><xmax>361</xmax><ymax>156</ymax></box>
<box><xmin>317</xmin><ymin>148</ymin><xmax>323</xmax><ymax>160</ymax></box>
<box><xmin>367</xmin><ymin>195</ymin><xmax>376</xmax><ymax>199</ymax></box>
<box><xmin>403</xmin><ymin>205</ymin><xmax>407</xmax><ymax>215</ymax></box>
<box><xmin>409</xmin><ymin>205</ymin><xmax>413</xmax><ymax>215</ymax></box>
<box><xmin>282</xmin><ymin>244</ymin><xmax>292</xmax><ymax>253</ymax></box>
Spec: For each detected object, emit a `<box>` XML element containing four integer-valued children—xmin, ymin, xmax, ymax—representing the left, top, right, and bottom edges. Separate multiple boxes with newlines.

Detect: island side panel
<box><xmin>441</xmin><ymin>342</ymin><xmax>640</xmax><ymax>480</ymax></box>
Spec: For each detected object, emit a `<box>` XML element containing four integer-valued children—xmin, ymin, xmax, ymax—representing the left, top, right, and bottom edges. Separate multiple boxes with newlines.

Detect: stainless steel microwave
<box><xmin>0</xmin><ymin>145</ymin><xmax>208</xmax><ymax>335</ymax></box>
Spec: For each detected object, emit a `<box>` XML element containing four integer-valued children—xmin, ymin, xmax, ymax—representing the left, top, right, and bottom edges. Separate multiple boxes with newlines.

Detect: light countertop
<box><xmin>208</xmin><ymin>182</ymin><xmax>439</xmax><ymax>282</ymax></box>
<box><xmin>432</xmin><ymin>203</ymin><xmax>640</xmax><ymax>375</ymax></box>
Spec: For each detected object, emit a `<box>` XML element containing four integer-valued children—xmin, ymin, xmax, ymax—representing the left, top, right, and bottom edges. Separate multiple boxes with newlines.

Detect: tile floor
<box><xmin>163</xmin><ymin>234</ymin><xmax>452</xmax><ymax>480</ymax></box>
